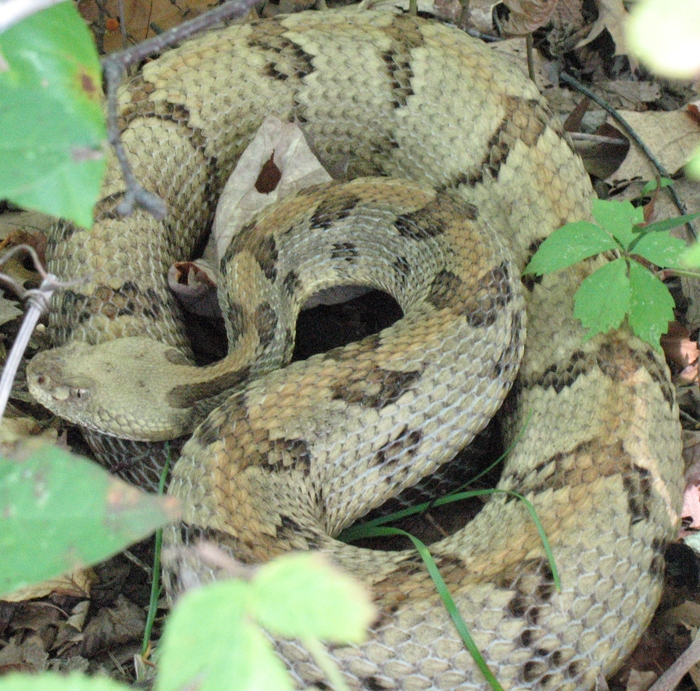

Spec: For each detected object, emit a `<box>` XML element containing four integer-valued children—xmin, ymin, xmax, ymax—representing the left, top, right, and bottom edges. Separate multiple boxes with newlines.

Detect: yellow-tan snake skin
<box><xmin>27</xmin><ymin>7</ymin><xmax>684</xmax><ymax>691</ymax></box>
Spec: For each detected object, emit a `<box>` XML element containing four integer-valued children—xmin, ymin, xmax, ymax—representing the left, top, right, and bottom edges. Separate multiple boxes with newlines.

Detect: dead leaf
<box><xmin>689</xmin><ymin>100</ymin><xmax>700</xmax><ymax>125</ymax></box>
<box><xmin>212</xmin><ymin>116</ymin><xmax>332</xmax><ymax>261</ymax></box>
<box><xmin>1</xmin><ymin>570</ymin><xmax>95</xmax><ymax>604</ymax></box>
<box><xmin>683</xmin><ymin>482</ymin><xmax>700</xmax><ymax>530</ymax></box>
<box><xmin>78</xmin><ymin>0</ymin><xmax>221</xmax><ymax>52</ymax></box>
<box><xmin>606</xmin><ymin>110</ymin><xmax>700</xmax><ymax>182</ymax></box>
<box><xmin>494</xmin><ymin>0</ymin><xmax>559</xmax><ymax>35</ymax></box>
<box><xmin>79</xmin><ymin>594</ymin><xmax>145</xmax><ymax>657</ymax></box>
<box><xmin>573</xmin><ymin>123</ymin><xmax>630</xmax><ymax>179</ymax></box>
<box><xmin>662</xmin><ymin>322</ymin><xmax>699</xmax><ymax>374</ymax></box>
<box><xmin>0</xmin><ymin>295</ymin><xmax>22</xmax><ymax>327</ymax></box>
<box><xmin>576</xmin><ymin>0</ymin><xmax>630</xmax><ymax>63</ymax></box>
<box><xmin>0</xmin><ymin>635</ymin><xmax>48</xmax><ymax>674</ymax></box>
<box><xmin>167</xmin><ymin>259</ymin><xmax>221</xmax><ymax>319</ymax></box>
<box><xmin>626</xmin><ymin>669</ymin><xmax>657</xmax><ymax>691</ymax></box>
<box><xmin>0</xmin><ymin>418</ymin><xmax>57</xmax><ymax>450</ymax></box>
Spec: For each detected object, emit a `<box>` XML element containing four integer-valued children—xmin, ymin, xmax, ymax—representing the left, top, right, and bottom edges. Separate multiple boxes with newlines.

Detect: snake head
<box><xmin>27</xmin><ymin>337</ymin><xmax>197</xmax><ymax>441</ymax></box>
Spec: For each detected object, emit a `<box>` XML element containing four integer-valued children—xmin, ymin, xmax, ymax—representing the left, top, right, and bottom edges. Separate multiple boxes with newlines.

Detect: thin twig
<box><xmin>646</xmin><ymin>633</ymin><xmax>700</xmax><ymax>691</ymax></box>
<box><xmin>0</xmin><ymin>0</ymin><xmax>66</xmax><ymax>33</ymax></box>
<box><xmin>560</xmin><ymin>71</ymin><xmax>696</xmax><ymax>241</ymax></box>
<box><xmin>100</xmin><ymin>0</ymin><xmax>259</xmax><ymax>74</ymax></box>
<box><xmin>99</xmin><ymin>0</ymin><xmax>260</xmax><ymax>220</ymax></box>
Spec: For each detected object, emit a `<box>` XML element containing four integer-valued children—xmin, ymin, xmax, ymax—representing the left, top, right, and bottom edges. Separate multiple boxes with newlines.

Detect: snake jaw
<box><xmin>27</xmin><ymin>337</ymin><xmax>198</xmax><ymax>441</ymax></box>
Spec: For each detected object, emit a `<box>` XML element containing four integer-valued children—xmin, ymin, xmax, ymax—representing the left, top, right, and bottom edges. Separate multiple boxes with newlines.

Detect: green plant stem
<box><xmin>369</xmin><ymin>527</ymin><xmax>505</xmax><ymax>691</ymax></box>
<box><xmin>142</xmin><ymin>445</ymin><xmax>171</xmax><ymax>656</ymax></box>
<box><xmin>302</xmin><ymin>637</ymin><xmax>351</xmax><ymax>691</ymax></box>
<box><xmin>668</xmin><ymin>268</ymin><xmax>700</xmax><ymax>280</ymax></box>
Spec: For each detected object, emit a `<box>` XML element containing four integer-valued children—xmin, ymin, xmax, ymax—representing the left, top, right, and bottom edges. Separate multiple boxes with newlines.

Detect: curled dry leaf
<box><xmin>576</xmin><ymin>0</ymin><xmax>630</xmax><ymax>62</ymax></box>
<box><xmin>625</xmin><ymin>669</ymin><xmax>657</xmax><ymax>691</ymax></box>
<box><xmin>496</xmin><ymin>0</ymin><xmax>559</xmax><ymax>36</ymax></box>
<box><xmin>661</xmin><ymin>322</ymin><xmax>699</xmax><ymax>383</ymax></box>
<box><xmin>608</xmin><ymin>110</ymin><xmax>700</xmax><ymax>182</ymax></box>
<box><xmin>1</xmin><ymin>569</ymin><xmax>96</xmax><ymax>603</ymax></box>
<box><xmin>167</xmin><ymin>259</ymin><xmax>221</xmax><ymax>319</ymax></box>
<box><xmin>212</xmin><ymin>115</ymin><xmax>332</xmax><ymax>261</ymax></box>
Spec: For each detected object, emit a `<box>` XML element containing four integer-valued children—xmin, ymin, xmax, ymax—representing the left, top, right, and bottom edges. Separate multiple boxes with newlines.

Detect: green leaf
<box><xmin>0</xmin><ymin>2</ymin><xmax>106</xmax><ymax>227</ymax></box>
<box><xmin>156</xmin><ymin>580</ymin><xmax>293</xmax><ymax>691</ymax></box>
<box><xmin>632</xmin><ymin>230</ymin><xmax>688</xmax><ymax>269</ymax></box>
<box><xmin>628</xmin><ymin>260</ymin><xmax>675</xmax><ymax>351</ymax></box>
<box><xmin>574</xmin><ymin>258</ymin><xmax>630</xmax><ymax>338</ymax></box>
<box><xmin>641</xmin><ymin>178</ymin><xmax>673</xmax><ymax>196</ymax></box>
<box><xmin>592</xmin><ymin>199</ymin><xmax>644</xmax><ymax>248</ymax></box>
<box><xmin>0</xmin><ymin>446</ymin><xmax>179</xmax><ymax>598</ymax></box>
<box><xmin>639</xmin><ymin>213</ymin><xmax>700</xmax><ymax>234</ymax></box>
<box><xmin>251</xmin><ymin>553</ymin><xmax>375</xmax><ymax>643</ymax></box>
<box><xmin>683</xmin><ymin>241</ymin><xmax>700</xmax><ymax>267</ymax></box>
<box><xmin>0</xmin><ymin>672</ymin><xmax>131</xmax><ymax>691</ymax></box>
<box><xmin>524</xmin><ymin>220</ymin><xmax>617</xmax><ymax>276</ymax></box>
<box><xmin>687</xmin><ymin>146</ymin><xmax>700</xmax><ymax>180</ymax></box>
<box><xmin>627</xmin><ymin>0</ymin><xmax>700</xmax><ymax>79</ymax></box>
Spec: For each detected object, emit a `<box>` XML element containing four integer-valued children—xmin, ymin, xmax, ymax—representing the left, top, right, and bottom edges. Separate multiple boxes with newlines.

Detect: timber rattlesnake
<box><xmin>27</xmin><ymin>8</ymin><xmax>683</xmax><ymax>690</ymax></box>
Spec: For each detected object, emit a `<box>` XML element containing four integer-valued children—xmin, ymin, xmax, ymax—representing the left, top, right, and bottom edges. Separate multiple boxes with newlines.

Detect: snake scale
<box><xmin>26</xmin><ymin>7</ymin><xmax>684</xmax><ymax>690</ymax></box>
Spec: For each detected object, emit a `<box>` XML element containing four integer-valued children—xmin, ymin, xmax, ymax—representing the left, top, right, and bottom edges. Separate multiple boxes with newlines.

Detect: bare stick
<box><xmin>99</xmin><ymin>0</ymin><xmax>260</xmax><ymax>219</ymax></box>
<box><xmin>560</xmin><ymin>71</ymin><xmax>696</xmax><ymax>241</ymax></box>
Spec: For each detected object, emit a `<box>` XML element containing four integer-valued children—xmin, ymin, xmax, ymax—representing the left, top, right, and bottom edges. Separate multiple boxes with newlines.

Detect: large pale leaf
<box><xmin>0</xmin><ymin>445</ymin><xmax>179</xmax><ymax>598</ymax></box>
<box><xmin>0</xmin><ymin>2</ymin><xmax>106</xmax><ymax>227</ymax></box>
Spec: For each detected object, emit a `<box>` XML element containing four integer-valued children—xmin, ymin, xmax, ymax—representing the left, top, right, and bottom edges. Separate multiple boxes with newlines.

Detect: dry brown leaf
<box><xmin>662</xmin><ymin>322</ymin><xmax>699</xmax><ymax>373</ymax></box>
<box><xmin>212</xmin><ymin>116</ymin><xmax>332</xmax><ymax>261</ymax></box>
<box><xmin>359</xmin><ymin>0</ymin><xmax>462</xmax><ymax>25</ymax></box>
<box><xmin>167</xmin><ymin>259</ymin><xmax>221</xmax><ymax>319</ymax></box>
<box><xmin>606</xmin><ymin>110</ymin><xmax>700</xmax><ymax>182</ymax></box>
<box><xmin>689</xmin><ymin>100</ymin><xmax>700</xmax><ymax>125</ymax></box>
<box><xmin>0</xmin><ymin>636</ymin><xmax>49</xmax><ymax>674</ymax></box>
<box><xmin>0</xmin><ymin>296</ymin><xmax>22</xmax><ymax>327</ymax></box>
<box><xmin>683</xmin><ymin>483</ymin><xmax>700</xmax><ymax>529</ymax></box>
<box><xmin>0</xmin><ymin>417</ymin><xmax>57</xmax><ymax>449</ymax></box>
<box><xmin>78</xmin><ymin>0</ymin><xmax>220</xmax><ymax>52</ymax></box>
<box><xmin>683</xmin><ymin>431</ymin><xmax>700</xmax><ymax>483</ymax></box>
<box><xmin>79</xmin><ymin>594</ymin><xmax>145</xmax><ymax>657</ymax></box>
<box><xmin>2</xmin><ymin>570</ymin><xmax>95</xmax><ymax>604</ymax></box>
<box><xmin>626</xmin><ymin>669</ymin><xmax>657</xmax><ymax>691</ymax></box>
<box><xmin>497</xmin><ymin>0</ymin><xmax>559</xmax><ymax>35</ymax></box>
<box><xmin>596</xmin><ymin>81</ymin><xmax>662</xmax><ymax>110</ymax></box>
<box><xmin>576</xmin><ymin>0</ymin><xmax>630</xmax><ymax>61</ymax></box>
<box><xmin>661</xmin><ymin>601</ymin><xmax>700</xmax><ymax>629</ymax></box>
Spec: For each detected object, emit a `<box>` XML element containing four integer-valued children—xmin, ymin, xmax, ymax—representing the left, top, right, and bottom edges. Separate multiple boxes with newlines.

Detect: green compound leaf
<box><xmin>638</xmin><ymin>213</ymin><xmax>700</xmax><ymax>234</ymax></box>
<box><xmin>157</xmin><ymin>553</ymin><xmax>374</xmax><ymax>691</ymax></box>
<box><xmin>592</xmin><ymin>199</ymin><xmax>644</xmax><ymax>248</ymax></box>
<box><xmin>628</xmin><ymin>260</ymin><xmax>675</xmax><ymax>352</ymax></box>
<box><xmin>0</xmin><ymin>672</ymin><xmax>131</xmax><ymax>691</ymax></box>
<box><xmin>524</xmin><ymin>220</ymin><xmax>617</xmax><ymax>276</ymax></box>
<box><xmin>574</xmin><ymin>257</ymin><xmax>630</xmax><ymax>339</ymax></box>
<box><xmin>0</xmin><ymin>2</ymin><xmax>106</xmax><ymax>227</ymax></box>
<box><xmin>156</xmin><ymin>580</ymin><xmax>293</xmax><ymax>691</ymax></box>
<box><xmin>632</xmin><ymin>230</ymin><xmax>689</xmax><ymax>269</ymax></box>
<box><xmin>251</xmin><ymin>552</ymin><xmax>375</xmax><ymax>643</ymax></box>
<box><xmin>0</xmin><ymin>446</ymin><xmax>179</xmax><ymax>599</ymax></box>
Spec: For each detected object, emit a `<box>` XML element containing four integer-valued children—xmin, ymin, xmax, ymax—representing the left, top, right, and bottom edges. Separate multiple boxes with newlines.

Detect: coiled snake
<box><xmin>27</xmin><ymin>7</ymin><xmax>683</xmax><ymax>690</ymax></box>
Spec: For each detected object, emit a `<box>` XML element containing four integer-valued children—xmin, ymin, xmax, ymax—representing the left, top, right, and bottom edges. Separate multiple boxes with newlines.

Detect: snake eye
<box><xmin>70</xmin><ymin>387</ymin><xmax>89</xmax><ymax>400</ymax></box>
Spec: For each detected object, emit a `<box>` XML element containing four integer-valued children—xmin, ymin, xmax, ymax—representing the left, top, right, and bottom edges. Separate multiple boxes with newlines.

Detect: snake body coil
<box><xmin>28</xmin><ymin>8</ymin><xmax>683</xmax><ymax>690</ymax></box>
